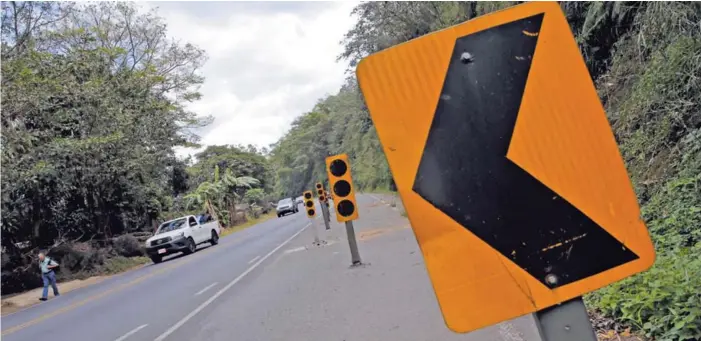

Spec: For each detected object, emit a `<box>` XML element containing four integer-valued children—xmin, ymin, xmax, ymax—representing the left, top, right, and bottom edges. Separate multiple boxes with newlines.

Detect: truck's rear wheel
<box><xmin>210</xmin><ymin>231</ymin><xmax>219</xmax><ymax>245</ymax></box>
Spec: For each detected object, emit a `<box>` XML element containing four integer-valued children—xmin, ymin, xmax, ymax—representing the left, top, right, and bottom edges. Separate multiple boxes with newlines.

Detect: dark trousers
<box><xmin>42</xmin><ymin>270</ymin><xmax>59</xmax><ymax>298</ymax></box>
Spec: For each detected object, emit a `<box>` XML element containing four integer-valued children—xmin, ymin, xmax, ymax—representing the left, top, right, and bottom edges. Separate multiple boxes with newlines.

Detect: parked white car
<box><xmin>145</xmin><ymin>215</ymin><xmax>221</xmax><ymax>264</ymax></box>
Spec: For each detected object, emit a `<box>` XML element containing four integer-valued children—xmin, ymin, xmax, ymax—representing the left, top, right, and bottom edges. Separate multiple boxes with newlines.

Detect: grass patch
<box><xmin>102</xmin><ymin>256</ymin><xmax>150</xmax><ymax>275</ymax></box>
<box><xmin>220</xmin><ymin>212</ymin><xmax>276</xmax><ymax>238</ymax></box>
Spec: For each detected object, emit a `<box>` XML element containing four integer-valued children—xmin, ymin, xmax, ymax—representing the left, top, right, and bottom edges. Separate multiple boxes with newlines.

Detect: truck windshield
<box><xmin>156</xmin><ymin>218</ymin><xmax>188</xmax><ymax>235</ymax></box>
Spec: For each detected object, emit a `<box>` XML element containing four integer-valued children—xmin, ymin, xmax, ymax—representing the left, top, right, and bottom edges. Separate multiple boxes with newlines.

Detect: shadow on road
<box><xmin>151</xmin><ymin>244</ymin><xmax>215</xmax><ymax>265</ymax></box>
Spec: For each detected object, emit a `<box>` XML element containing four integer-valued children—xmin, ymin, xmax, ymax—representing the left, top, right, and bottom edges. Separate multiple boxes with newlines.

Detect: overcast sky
<box><xmin>142</xmin><ymin>1</ymin><xmax>360</xmax><ymax>158</ymax></box>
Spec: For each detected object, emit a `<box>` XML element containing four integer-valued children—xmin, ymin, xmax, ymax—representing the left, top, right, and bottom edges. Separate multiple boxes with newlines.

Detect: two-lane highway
<box><xmin>1</xmin><ymin>208</ymin><xmax>310</xmax><ymax>341</ymax></box>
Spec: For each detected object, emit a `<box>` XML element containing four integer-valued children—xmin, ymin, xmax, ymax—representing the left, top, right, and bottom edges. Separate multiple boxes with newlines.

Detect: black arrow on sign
<box><xmin>412</xmin><ymin>13</ymin><xmax>638</xmax><ymax>288</ymax></box>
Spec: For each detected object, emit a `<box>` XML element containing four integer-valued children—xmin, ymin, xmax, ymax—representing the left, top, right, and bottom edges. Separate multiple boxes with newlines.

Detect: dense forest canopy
<box><xmin>1</xmin><ymin>2</ymin><xmax>699</xmax><ymax>339</ymax></box>
<box><xmin>1</xmin><ymin>2</ymin><xmax>209</xmax><ymax>248</ymax></box>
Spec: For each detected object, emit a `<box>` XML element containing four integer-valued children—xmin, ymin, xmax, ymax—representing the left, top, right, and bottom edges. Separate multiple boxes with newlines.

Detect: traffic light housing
<box><xmin>316</xmin><ymin>182</ymin><xmax>327</xmax><ymax>202</ymax></box>
<box><xmin>303</xmin><ymin>191</ymin><xmax>316</xmax><ymax>218</ymax></box>
<box><xmin>325</xmin><ymin>153</ymin><xmax>358</xmax><ymax>222</ymax></box>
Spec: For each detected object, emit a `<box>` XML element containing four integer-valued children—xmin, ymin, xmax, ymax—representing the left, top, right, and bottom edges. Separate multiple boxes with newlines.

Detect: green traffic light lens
<box><xmin>336</xmin><ymin>200</ymin><xmax>355</xmax><ymax>217</ymax></box>
<box><xmin>307</xmin><ymin>209</ymin><xmax>315</xmax><ymax>216</ymax></box>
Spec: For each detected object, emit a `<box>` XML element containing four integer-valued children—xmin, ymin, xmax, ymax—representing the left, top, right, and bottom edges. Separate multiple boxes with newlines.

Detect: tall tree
<box><xmin>1</xmin><ymin>1</ymin><xmax>210</xmax><ymax>252</ymax></box>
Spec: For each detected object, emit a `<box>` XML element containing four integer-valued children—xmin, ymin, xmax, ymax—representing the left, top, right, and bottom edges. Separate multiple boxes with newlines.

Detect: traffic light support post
<box><xmin>533</xmin><ymin>297</ymin><xmax>597</xmax><ymax>341</ymax></box>
<box><xmin>320</xmin><ymin>204</ymin><xmax>331</xmax><ymax>230</ymax></box>
<box><xmin>345</xmin><ymin>221</ymin><xmax>362</xmax><ymax>265</ymax></box>
<box><xmin>311</xmin><ymin>217</ymin><xmax>320</xmax><ymax>244</ymax></box>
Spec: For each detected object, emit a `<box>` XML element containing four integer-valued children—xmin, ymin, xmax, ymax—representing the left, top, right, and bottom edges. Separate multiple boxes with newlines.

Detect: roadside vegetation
<box><xmin>2</xmin><ymin>2</ymin><xmax>699</xmax><ymax>339</ymax></box>
<box><xmin>1</xmin><ymin>2</ymin><xmax>276</xmax><ymax>295</ymax></box>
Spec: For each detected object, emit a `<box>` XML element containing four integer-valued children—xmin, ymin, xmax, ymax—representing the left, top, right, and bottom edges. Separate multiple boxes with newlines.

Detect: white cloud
<box><xmin>142</xmin><ymin>1</ymin><xmax>359</xmax><ymax>159</ymax></box>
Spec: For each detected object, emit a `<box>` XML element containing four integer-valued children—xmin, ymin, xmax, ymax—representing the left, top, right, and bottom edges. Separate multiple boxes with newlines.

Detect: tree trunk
<box><xmin>33</xmin><ymin>219</ymin><xmax>41</xmax><ymax>238</ymax></box>
<box><xmin>206</xmin><ymin>200</ymin><xmax>219</xmax><ymax>222</ymax></box>
<box><xmin>228</xmin><ymin>201</ymin><xmax>236</xmax><ymax>227</ymax></box>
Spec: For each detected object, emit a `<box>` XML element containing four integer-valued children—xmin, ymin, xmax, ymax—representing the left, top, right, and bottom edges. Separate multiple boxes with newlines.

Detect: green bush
<box><xmin>587</xmin><ymin>248</ymin><xmax>701</xmax><ymax>341</ymax></box>
<box><xmin>582</xmin><ymin>3</ymin><xmax>701</xmax><ymax>340</ymax></box>
<box><xmin>51</xmin><ymin>243</ymin><xmax>108</xmax><ymax>280</ymax></box>
<box><xmin>112</xmin><ymin>235</ymin><xmax>145</xmax><ymax>258</ymax></box>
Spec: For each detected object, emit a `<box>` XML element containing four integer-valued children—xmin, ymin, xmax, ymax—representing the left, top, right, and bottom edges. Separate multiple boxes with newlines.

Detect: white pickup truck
<box><xmin>145</xmin><ymin>215</ymin><xmax>221</xmax><ymax>264</ymax></box>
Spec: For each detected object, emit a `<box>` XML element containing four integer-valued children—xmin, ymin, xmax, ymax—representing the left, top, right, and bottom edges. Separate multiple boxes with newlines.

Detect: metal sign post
<box><xmin>534</xmin><ymin>297</ymin><xmax>598</xmax><ymax>341</ymax></box>
<box><xmin>344</xmin><ymin>221</ymin><xmax>362</xmax><ymax>265</ymax></box>
<box><xmin>311</xmin><ymin>216</ymin><xmax>320</xmax><ymax>244</ymax></box>
<box><xmin>320</xmin><ymin>203</ymin><xmax>331</xmax><ymax>230</ymax></box>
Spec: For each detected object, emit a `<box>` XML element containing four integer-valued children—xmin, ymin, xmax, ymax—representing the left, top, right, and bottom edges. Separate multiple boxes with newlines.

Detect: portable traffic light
<box><xmin>303</xmin><ymin>191</ymin><xmax>316</xmax><ymax>218</ymax></box>
<box><xmin>325</xmin><ymin>153</ymin><xmax>358</xmax><ymax>222</ymax></box>
<box><xmin>316</xmin><ymin>182</ymin><xmax>327</xmax><ymax>202</ymax></box>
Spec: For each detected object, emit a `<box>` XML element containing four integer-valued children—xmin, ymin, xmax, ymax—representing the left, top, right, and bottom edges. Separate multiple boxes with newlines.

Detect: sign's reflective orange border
<box><xmin>357</xmin><ymin>1</ymin><xmax>655</xmax><ymax>333</ymax></box>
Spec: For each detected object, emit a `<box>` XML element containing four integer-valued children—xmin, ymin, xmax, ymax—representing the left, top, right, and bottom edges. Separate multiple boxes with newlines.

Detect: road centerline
<box><xmin>153</xmin><ymin>223</ymin><xmax>309</xmax><ymax>341</ymax></box>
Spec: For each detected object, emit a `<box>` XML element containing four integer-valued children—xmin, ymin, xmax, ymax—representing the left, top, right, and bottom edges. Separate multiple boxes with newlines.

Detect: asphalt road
<box><xmin>1</xmin><ymin>194</ymin><xmax>540</xmax><ymax>341</ymax></box>
<box><xmin>1</xmin><ymin>207</ymin><xmax>310</xmax><ymax>341</ymax></box>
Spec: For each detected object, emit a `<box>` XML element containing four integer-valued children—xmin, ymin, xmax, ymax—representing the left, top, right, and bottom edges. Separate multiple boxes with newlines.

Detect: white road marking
<box><xmin>154</xmin><ymin>223</ymin><xmax>309</xmax><ymax>341</ymax></box>
<box><xmin>247</xmin><ymin>256</ymin><xmax>260</xmax><ymax>264</ymax></box>
<box><xmin>284</xmin><ymin>246</ymin><xmax>307</xmax><ymax>254</ymax></box>
<box><xmin>115</xmin><ymin>324</ymin><xmax>148</xmax><ymax>341</ymax></box>
<box><xmin>194</xmin><ymin>282</ymin><xmax>218</xmax><ymax>296</ymax></box>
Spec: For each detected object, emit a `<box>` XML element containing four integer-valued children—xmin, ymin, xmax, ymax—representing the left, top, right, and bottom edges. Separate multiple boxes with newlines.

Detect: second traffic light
<box><xmin>325</xmin><ymin>153</ymin><xmax>358</xmax><ymax>222</ymax></box>
<box><xmin>316</xmin><ymin>182</ymin><xmax>327</xmax><ymax>202</ymax></box>
<box><xmin>303</xmin><ymin>191</ymin><xmax>316</xmax><ymax>218</ymax></box>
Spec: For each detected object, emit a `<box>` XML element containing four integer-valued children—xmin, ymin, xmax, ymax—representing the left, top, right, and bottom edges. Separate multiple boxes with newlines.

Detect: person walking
<box><xmin>38</xmin><ymin>251</ymin><xmax>60</xmax><ymax>301</ymax></box>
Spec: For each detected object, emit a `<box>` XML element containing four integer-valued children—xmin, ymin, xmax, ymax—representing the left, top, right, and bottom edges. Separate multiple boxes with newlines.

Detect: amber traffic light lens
<box><xmin>329</xmin><ymin>159</ymin><xmax>347</xmax><ymax>177</ymax></box>
<box><xmin>307</xmin><ymin>209</ymin><xmax>315</xmax><ymax>216</ymax></box>
<box><xmin>333</xmin><ymin>180</ymin><xmax>351</xmax><ymax>197</ymax></box>
<box><xmin>304</xmin><ymin>192</ymin><xmax>312</xmax><ymax>199</ymax></box>
<box><xmin>305</xmin><ymin>201</ymin><xmax>314</xmax><ymax>208</ymax></box>
<box><xmin>336</xmin><ymin>200</ymin><xmax>355</xmax><ymax>217</ymax></box>
<box><xmin>317</xmin><ymin>190</ymin><xmax>323</xmax><ymax>195</ymax></box>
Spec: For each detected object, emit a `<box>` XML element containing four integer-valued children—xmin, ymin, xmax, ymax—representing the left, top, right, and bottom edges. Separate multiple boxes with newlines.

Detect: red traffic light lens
<box><xmin>329</xmin><ymin>159</ymin><xmax>348</xmax><ymax>177</ymax></box>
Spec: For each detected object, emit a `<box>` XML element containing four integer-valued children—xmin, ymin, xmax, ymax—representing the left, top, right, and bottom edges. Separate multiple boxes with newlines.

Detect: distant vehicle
<box><xmin>295</xmin><ymin>196</ymin><xmax>303</xmax><ymax>204</ymax></box>
<box><xmin>276</xmin><ymin>198</ymin><xmax>298</xmax><ymax>217</ymax></box>
<box><xmin>145</xmin><ymin>215</ymin><xmax>221</xmax><ymax>264</ymax></box>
